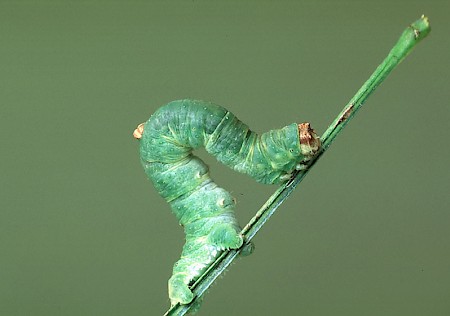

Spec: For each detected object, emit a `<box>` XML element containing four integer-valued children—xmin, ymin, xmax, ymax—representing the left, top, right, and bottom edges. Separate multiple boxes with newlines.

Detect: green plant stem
<box><xmin>164</xmin><ymin>16</ymin><xmax>430</xmax><ymax>316</ymax></box>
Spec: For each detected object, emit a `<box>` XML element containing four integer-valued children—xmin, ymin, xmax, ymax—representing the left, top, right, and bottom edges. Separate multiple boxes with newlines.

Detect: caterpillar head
<box><xmin>298</xmin><ymin>122</ymin><xmax>321</xmax><ymax>157</ymax></box>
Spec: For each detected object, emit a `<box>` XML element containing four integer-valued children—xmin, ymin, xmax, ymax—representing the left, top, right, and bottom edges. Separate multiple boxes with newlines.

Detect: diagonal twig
<box><xmin>165</xmin><ymin>15</ymin><xmax>431</xmax><ymax>316</ymax></box>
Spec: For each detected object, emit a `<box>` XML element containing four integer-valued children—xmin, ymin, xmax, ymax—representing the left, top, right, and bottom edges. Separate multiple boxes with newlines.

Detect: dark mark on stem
<box><xmin>337</xmin><ymin>103</ymin><xmax>354</xmax><ymax>125</ymax></box>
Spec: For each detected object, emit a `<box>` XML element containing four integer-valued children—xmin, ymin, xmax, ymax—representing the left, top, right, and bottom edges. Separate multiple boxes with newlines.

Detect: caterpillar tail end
<box><xmin>168</xmin><ymin>274</ymin><xmax>195</xmax><ymax>306</ymax></box>
<box><xmin>133</xmin><ymin>123</ymin><xmax>145</xmax><ymax>139</ymax></box>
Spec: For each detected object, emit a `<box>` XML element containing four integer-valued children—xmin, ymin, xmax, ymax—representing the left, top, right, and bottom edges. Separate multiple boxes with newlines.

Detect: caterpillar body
<box><xmin>134</xmin><ymin>99</ymin><xmax>321</xmax><ymax>308</ymax></box>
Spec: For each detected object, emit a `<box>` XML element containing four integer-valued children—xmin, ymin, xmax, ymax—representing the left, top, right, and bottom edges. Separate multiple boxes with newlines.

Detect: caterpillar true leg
<box><xmin>135</xmin><ymin>99</ymin><xmax>320</xmax><ymax>308</ymax></box>
<box><xmin>279</xmin><ymin>173</ymin><xmax>294</xmax><ymax>181</ymax></box>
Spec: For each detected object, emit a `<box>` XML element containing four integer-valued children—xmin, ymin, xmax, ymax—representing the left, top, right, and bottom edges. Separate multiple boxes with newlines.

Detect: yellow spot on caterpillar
<box><xmin>133</xmin><ymin>123</ymin><xmax>145</xmax><ymax>139</ymax></box>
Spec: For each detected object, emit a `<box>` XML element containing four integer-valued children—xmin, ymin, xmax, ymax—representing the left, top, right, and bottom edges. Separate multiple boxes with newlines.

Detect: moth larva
<box><xmin>134</xmin><ymin>99</ymin><xmax>320</xmax><ymax>308</ymax></box>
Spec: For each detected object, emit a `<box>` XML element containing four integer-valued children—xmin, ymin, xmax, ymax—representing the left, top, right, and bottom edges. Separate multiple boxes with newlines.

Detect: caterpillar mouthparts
<box><xmin>298</xmin><ymin>122</ymin><xmax>321</xmax><ymax>157</ymax></box>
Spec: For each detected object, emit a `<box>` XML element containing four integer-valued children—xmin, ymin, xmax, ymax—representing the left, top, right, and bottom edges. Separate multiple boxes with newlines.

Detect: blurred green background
<box><xmin>1</xmin><ymin>1</ymin><xmax>449</xmax><ymax>315</ymax></box>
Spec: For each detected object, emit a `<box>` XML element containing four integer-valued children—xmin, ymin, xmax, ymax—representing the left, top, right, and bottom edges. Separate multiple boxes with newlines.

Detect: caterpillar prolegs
<box><xmin>133</xmin><ymin>99</ymin><xmax>321</xmax><ymax>308</ymax></box>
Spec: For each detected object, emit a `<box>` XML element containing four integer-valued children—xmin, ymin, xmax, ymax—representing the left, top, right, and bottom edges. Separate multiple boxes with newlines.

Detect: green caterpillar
<box><xmin>133</xmin><ymin>99</ymin><xmax>320</xmax><ymax>308</ymax></box>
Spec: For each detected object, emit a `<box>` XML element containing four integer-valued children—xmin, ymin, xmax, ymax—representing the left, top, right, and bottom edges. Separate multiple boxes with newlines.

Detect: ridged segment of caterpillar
<box><xmin>134</xmin><ymin>99</ymin><xmax>321</xmax><ymax>308</ymax></box>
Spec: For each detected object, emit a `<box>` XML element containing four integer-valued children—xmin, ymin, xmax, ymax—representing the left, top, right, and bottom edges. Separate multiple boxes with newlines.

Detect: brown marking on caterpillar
<box><xmin>298</xmin><ymin>122</ymin><xmax>321</xmax><ymax>157</ymax></box>
<box><xmin>133</xmin><ymin>123</ymin><xmax>145</xmax><ymax>139</ymax></box>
